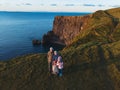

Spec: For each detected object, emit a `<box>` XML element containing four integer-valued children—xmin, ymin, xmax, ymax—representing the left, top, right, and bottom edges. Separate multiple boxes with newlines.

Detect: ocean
<box><xmin>0</xmin><ymin>12</ymin><xmax>90</xmax><ymax>60</ymax></box>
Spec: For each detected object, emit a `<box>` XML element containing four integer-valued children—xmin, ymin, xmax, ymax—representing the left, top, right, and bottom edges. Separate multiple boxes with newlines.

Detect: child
<box><xmin>57</xmin><ymin>56</ymin><xmax>63</xmax><ymax>77</ymax></box>
<box><xmin>52</xmin><ymin>60</ymin><xmax>58</xmax><ymax>75</ymax></box>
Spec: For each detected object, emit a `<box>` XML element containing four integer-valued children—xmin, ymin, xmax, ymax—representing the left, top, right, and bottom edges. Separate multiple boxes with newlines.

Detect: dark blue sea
<box><xmin>0</xmin><ymin>12</ymin><xmax>90</xmax><ymax>60</ymax></box>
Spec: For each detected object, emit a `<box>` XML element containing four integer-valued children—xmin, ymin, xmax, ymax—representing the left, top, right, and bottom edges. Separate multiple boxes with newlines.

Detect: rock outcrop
<box><xmin>42</xmin><ymin>8</ymin><xmax>120</xmax><ymax>46</ymax></box>
<box><xmin>53</xmin><ymin>15</ymin><xmax>92</xmax><ymax>45</ymax></box>
<box><xmin>42</xmin><ymin>15</ymin><xmax>91</xmax><ymax>45</ymax></box>
<box><xmin>32</xmin><ymin>39</ymin><xmax>41</xmax><ymax>45</ymax></box>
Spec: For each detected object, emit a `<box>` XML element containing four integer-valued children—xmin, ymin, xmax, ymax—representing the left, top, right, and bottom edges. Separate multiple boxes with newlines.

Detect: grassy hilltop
<box><xmin>0</xmin><ymin>8</ymin><xmax>120</xmax><ymax>90</ymax></box>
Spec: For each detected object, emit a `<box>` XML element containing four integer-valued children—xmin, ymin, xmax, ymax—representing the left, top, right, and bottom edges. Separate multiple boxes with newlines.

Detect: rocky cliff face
<box><xmin>42</xmin><ymin>14</ymin><xmax>92</xmax><ymax>45</ymax></box>
<box><xmin>42</xmin><ymin>8</ymin><xmax>120</xmax><ymax>46</ymax></box>
<box><xmin>52</xmin><ymin>15</ymin><xmax>91</xmax><ymax>45</ymax></box>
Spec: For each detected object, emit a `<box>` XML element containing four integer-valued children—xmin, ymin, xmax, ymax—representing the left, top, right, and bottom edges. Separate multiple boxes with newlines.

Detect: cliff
<box><xmin>43</xmin><ymin>8</ymin><xmax>120</xmax><ymax>46</ymax></box>
<box><xmin>42</xmin><ymin>14</ymin><xmax>91</xmax><ymax>45</ymax></box>
<box><xmin>52</xmin><ymin>15</ymin><xmax>91</xmax><ymax>45</ymax></box>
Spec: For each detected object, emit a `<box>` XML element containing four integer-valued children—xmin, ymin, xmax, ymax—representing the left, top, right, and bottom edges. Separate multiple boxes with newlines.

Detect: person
<box><xmin>57</xmin><ymin>56</ymin><xmax>63</xmax><ymax>77</ymax></box>
<box><xmin>47</xmin><ymin>47</ymin><xmax>54</xmax><ymax>73</ymax></box>
<box><xmin>52</xmin><ymin>60</ymin><xmax>59</xmax><ymax>74</ymax></box>
<box><xmin>53</xmin><ymin>51</ymin><xmax>59</xmax><ymax>62</ymax></box>
<box><xmin>52</xmin><ymin>51</ymin><xmax>59</xmax><ymax>74</ymax></box>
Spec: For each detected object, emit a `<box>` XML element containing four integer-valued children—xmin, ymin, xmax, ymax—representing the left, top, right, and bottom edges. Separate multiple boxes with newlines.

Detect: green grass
<box><xmin>106</xmin><ymin>8</ymin><xmax>120</xmax><ymax>18</ymax></box>
<box><xmin>0</xmin><ymin>41</ymin><xmax>120</xmax><ymax>90</ymax></box>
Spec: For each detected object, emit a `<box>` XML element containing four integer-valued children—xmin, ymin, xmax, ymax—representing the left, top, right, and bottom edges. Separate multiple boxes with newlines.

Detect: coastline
<box><xmin>0</xmin><ymin>12</ymin><xmax>88</xmax><ymax>60</ymax></box>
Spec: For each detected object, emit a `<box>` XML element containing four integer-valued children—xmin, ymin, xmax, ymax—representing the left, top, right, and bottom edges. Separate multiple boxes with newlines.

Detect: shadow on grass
<box><xmin>64</xmin><ymin>62</ymin><xmax>90</xmax><ymax>75</ymax></box>
<box><xmin>96</xmin><ymin>45</ymin><xmax>114</xmax><ymax>90</ymax></box>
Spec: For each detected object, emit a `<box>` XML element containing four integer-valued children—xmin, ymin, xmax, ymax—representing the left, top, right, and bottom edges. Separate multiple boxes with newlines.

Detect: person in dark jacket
<box><xmin>53</xmin><ymin>51</ymin><xmax>59</xmax><ymax>62</ymax></box>
<box><xmin>52</xmin><ymin>51</ymin><xmax>59</xmax><ymax>74</ymax></box>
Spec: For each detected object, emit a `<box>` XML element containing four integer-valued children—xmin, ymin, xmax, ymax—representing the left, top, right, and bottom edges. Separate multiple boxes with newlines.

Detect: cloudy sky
<box><xmin>0</xmin><ymin>0</ymin><xmax>120</xmax><ymax>12</ymax></box>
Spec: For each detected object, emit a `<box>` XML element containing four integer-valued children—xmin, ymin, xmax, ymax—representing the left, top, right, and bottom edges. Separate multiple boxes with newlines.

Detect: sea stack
<box><xmin>32</xmin><ymin>39</ymin><xmax>41</xmax><ymax>45</ymax></box>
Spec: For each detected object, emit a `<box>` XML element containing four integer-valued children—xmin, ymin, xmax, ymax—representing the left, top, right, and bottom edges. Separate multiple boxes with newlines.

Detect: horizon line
<box><xmin>0</xmin><ymin>10</ymin><xmax>93</xmax><ymax>13</ymax></box>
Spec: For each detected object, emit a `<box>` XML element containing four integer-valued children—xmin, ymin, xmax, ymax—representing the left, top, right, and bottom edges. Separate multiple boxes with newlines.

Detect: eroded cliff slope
<box><xmin>43</xmin><ymin>8</ymin><xmax>120</xmax><ymax>46</ymax></box>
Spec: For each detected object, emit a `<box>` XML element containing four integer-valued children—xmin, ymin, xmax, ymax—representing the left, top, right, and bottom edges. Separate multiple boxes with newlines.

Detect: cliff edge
<box><xmin>42</xmin><ymin>14</ymin><xmax>91</xmax><ymax>45</ymax></box>
<box><xmin>42</xmin><ymin>8</ymin><xmax>120</xmax><ymax>46</ymax></box>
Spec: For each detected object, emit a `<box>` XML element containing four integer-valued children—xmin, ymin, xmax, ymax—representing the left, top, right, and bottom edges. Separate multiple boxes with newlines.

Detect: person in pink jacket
<box><xmin>57</xmin><ymin>56</ymin><xmax>63</xmax><ymax>77</ymax></box>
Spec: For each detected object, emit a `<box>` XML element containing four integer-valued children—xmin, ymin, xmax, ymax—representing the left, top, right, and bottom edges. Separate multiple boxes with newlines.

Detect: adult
<box><xmin>47</xmin><ymin>47</ymin><xmax>54</xmax><ymax>73</ymax></box>
<box><xmin>53</xmin><ymin>51</ymin><xmax>59</xmax><ymax>62</ymax></box>
<box><xmin>52</xmin><ymin>51</ymin><xmax>59</xmax><ymax>74</ymax></box>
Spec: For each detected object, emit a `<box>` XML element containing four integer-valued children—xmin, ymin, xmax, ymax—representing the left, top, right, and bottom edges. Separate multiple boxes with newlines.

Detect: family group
<box><xmin>47</xmin><ymin>47</ymin><xmax>64</xmax><ymax>77</ymax></box>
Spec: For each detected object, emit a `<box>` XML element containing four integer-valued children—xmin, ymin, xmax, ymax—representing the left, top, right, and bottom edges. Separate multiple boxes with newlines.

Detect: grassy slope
<box><xmin>0</xmin><ymin>41</ymin><xmax>120</xmax><ymax>90</ymax></box>
<box><xmin>106</xmin><ymin>8</ymin><xmax>120</xmax><ymax>18</ymax></box>
<box><xmin>0</xmin><ymin>8</ymin><xmax>120</xmax><ymax>90</ymax></box>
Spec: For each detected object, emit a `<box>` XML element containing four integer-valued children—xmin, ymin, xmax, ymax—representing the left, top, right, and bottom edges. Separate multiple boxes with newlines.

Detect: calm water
<box><xmin>0</xmin><ymin>12</ymin><xmax>90</xmax><ymax>60</ymax></box>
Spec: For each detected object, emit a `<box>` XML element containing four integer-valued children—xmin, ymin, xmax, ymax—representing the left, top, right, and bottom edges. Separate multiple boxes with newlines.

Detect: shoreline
<box><xmin>0</xmin><ymin>43</ymin><xmax>65</xmax><ymax>61</ymax></box>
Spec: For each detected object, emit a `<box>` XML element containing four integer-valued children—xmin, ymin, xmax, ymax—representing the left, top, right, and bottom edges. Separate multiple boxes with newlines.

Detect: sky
<box><xmin>0</xmin><ymin>0</ymin><xmax>120</xmax><ymax>12</ymax></box>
